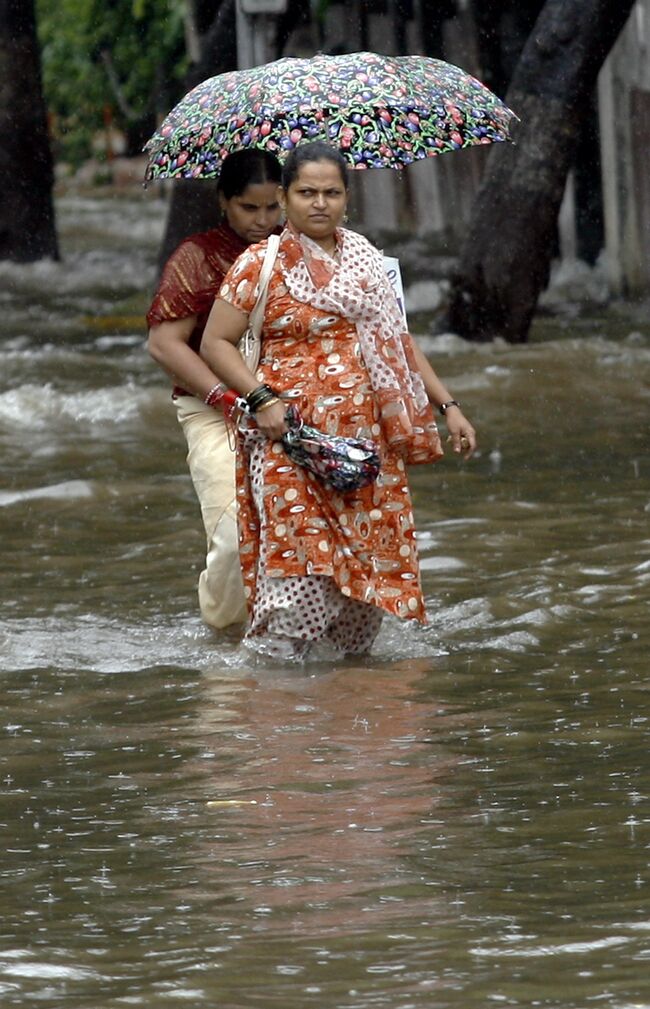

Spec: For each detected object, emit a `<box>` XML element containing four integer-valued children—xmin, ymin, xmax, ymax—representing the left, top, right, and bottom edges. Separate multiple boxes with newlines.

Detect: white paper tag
<box><xmin>383</xmin><ymin>256</ymin><xmax>408</xmax><ymax>327</ymax></box>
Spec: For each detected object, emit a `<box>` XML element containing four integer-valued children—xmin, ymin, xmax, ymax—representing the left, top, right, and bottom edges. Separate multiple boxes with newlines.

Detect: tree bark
<box><xmin>156</xmin><ymin>0</ymin><xmax>236</xmax><ymax>272</ymax></box>
<box><xmin>418</xmin><ymin>0</ymin><xmax>456</xmax><ymax>59</ymax></box>
<box><xmin>469</xmin><ymin>0</ymin><xmax>545</xmax><ymax>99</ymax></box>
<box><xmin>448</xmin><ymin>0</ymin><xmax>636</xmax><ymax>343</ymax></box>
<box><xmin>0</xmin><ymin>0</ymin><xmax>58</xmax><ymax>261</ymax></box>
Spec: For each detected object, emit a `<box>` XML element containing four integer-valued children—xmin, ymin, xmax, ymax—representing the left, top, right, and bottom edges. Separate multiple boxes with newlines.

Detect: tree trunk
<box><xmin>470</xmin><ymin>0</ymin><xmax>545</xmax><ymax>99</ymax></box>
<box><xmin>389</xmin><ymin>0</ymin><xmax>412</xmax><ymax>56</ymax></box>
<box><xmin>156</xmin><ymin>0</ymin><xmax>236</xmax><ymax>271</ymax></box>
<box><xmin>274</xmin><ymin>0</ymin><xmax>312</xmax><ymax>58</ymax></box>
<box><xmin>448</xmin><ymin>0</ymin><xmax>635</xmax><ymax>343</ymax></box>
<box><xmin>0</xmin><ymin>0</ymin><xmax>58</xmax><ymax>261</ymax></box>
<box><xmin>418</xmin><ymin>0</ymin><xmax>456</xmax><ymax>59</ymax></box>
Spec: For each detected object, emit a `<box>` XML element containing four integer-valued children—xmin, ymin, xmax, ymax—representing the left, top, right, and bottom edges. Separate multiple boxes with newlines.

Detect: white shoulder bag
<box><xmin>237</xmin><ymin>233</ymin><xmax>281</xmax><ymax>373</ymax></box>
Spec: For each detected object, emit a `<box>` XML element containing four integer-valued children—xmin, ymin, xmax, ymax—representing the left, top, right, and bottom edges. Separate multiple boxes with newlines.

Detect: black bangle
<box><xmin>245</xmin><ymin>384</ymin><xmax>271</xmax><ymax>403</ymax></box>
<box><xmin>246</xmin><ymin>384</ymin><xmax>279</xmax><ymax>413</ymax></box>
<box><xmin>439</xmin><ymin>399</ymin><xmax>460</xmax><ymax>416</ymax></box>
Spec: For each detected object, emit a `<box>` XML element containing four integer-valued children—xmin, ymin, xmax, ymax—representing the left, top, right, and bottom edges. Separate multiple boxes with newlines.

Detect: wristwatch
<box><xmin>439</xmin><ymin>399</ymin><xmax>460</xmax><ymax>416</ymax></box>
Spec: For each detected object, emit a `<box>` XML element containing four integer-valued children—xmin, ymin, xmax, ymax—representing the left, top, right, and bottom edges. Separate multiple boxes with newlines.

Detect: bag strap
<box><xmin>247</xmin><ymin>233</ymin><xmax>280</xmax><ymax>338</ymax></box>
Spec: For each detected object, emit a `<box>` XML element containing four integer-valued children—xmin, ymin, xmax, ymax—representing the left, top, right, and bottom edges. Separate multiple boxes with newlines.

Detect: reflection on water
<box><xmin>1</xmin><ymin>191</ymin><xmax>649</xmax><ymax>1007</ymax></box>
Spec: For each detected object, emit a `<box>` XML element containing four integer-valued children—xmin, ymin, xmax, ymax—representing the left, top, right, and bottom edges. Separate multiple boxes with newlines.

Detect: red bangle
<box><xmin>205</xmin><ymin>383</ymin><xmax>225</xmax><ymax>408</ymax></box>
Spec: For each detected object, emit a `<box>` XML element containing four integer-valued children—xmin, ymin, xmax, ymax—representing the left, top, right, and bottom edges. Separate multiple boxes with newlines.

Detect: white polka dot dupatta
<box><xmin>279</xmin><ymin>224</ymin><xmax>440</xmax><ymax>459</ymax></box>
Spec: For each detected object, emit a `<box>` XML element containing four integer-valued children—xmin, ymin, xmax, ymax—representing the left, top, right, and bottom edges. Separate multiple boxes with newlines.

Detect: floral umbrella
<box><xmin>144</xmin><ymin>51</ymin><xmax>516</xmax><ymax>181</ymax></box>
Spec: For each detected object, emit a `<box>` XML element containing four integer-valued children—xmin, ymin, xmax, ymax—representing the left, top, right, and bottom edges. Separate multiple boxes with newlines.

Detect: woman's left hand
<box><xmin>445</xmin><ymin>408</ymin><xmax>477</xmax><ymax>460</ymax></box>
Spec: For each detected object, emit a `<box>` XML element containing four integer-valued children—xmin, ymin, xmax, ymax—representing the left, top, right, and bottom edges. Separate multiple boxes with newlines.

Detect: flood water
<box><xmin>1</xmin><ymin>188</ymin><xmax>649</xmax><ymax>1008</ymax></box>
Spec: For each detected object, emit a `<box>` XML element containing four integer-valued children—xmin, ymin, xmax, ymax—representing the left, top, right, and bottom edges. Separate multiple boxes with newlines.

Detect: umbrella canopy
<box><xmin>144</xmin><ymin>51</ymin><xmax>516</xmax><ymax>181</ymax></box>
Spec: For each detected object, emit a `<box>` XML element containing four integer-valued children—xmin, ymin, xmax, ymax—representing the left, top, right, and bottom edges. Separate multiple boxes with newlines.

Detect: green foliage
<box><xmin>36</xmin><ymin>0</ymin><xmax>189</xmax><ymax>167</ymax></box>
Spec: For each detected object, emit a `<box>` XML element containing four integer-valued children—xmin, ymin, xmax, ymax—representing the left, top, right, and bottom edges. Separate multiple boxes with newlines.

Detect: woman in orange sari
<box><xmin>201</xmin><ymin>141</ymin><xmax>476</xmax><ymax>659</ymax></box>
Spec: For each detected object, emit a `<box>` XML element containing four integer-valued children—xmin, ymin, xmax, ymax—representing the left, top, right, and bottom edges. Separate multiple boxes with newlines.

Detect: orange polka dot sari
<box><xmin>218</xmin><ymin>225</ymin><xmax>443</xmax><ymax>635</ymax></box>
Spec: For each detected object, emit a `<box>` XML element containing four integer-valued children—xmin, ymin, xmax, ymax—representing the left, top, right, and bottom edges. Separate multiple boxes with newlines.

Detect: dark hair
<box><xmin>282</xmin><ymin>141</ymin><xmax>349</xmax><ymax>191</ymax></box>
<box><xmin>217</xmin><ymin>149</ymin><xmax>281</xmax><ymax>200</ymax></box>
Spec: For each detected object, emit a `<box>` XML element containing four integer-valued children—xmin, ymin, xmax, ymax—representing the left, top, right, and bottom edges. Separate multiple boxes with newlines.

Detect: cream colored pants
<box><xmin>174</xmin><ymin>396</ymin><xmax>247</xmax><ymax>629</ymax></box>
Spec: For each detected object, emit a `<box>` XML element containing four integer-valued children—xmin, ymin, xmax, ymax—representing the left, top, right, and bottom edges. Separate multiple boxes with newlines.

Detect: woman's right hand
<box><xmin>251</xmin><ymin>399</ymin><xmax>288</xmax><ymax>441</ymax></box>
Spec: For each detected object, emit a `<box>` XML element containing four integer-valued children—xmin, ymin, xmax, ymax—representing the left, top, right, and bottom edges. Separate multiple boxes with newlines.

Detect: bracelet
<box><xmin>439</xmin><ymin>399</ymin><xmax>460</xmax><ymax>416</ymax></box>
<box><xmin>246</xmin><ymin>384</ymin><xmax>278</xmax><ymax>412</ymax></box>
<box><xmin>253</xmin><ymin>396</ymin><xmax>280</xmax><ymax>414</ymax></box>
<box><xmin>245</xmin><ymin>383</ymin><xmax>273</xmax><ymax>406</ymax></box>
<box><xmin>204</xmin><ymin>383</ymin><xmax>226</xmax><ymax>408</ymax></box>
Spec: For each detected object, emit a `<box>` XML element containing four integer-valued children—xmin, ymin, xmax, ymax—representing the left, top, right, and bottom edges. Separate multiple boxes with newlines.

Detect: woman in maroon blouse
<box><xmin>147</xmin><ymin>149</ymin><xmax>282</xmax><ymax>629</ymax></box>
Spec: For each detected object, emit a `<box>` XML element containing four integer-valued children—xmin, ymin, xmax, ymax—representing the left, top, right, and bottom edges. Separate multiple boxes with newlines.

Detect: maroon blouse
<box><xmin>147</xmin><ymin>221</ymin><xmax>249</xmax><ymax>396</ymax></box>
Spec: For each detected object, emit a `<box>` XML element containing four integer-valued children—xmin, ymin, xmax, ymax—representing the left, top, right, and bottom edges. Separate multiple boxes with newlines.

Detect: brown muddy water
<box><xmin>0</xmin><ymin>190</ymin><xmax>649</xmax><ymax>1008</ymax></box>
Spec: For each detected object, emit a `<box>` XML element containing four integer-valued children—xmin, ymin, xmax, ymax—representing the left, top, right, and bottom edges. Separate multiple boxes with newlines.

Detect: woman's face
<box><xmin>220</xmin><ymin>181</ymin><xmax>282</xmax><ymax>244</ymax></box>
<box><xmin>283</xmin><ymin>159</ymin><xmax>347</xmax><ymax>247</ymax></box>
